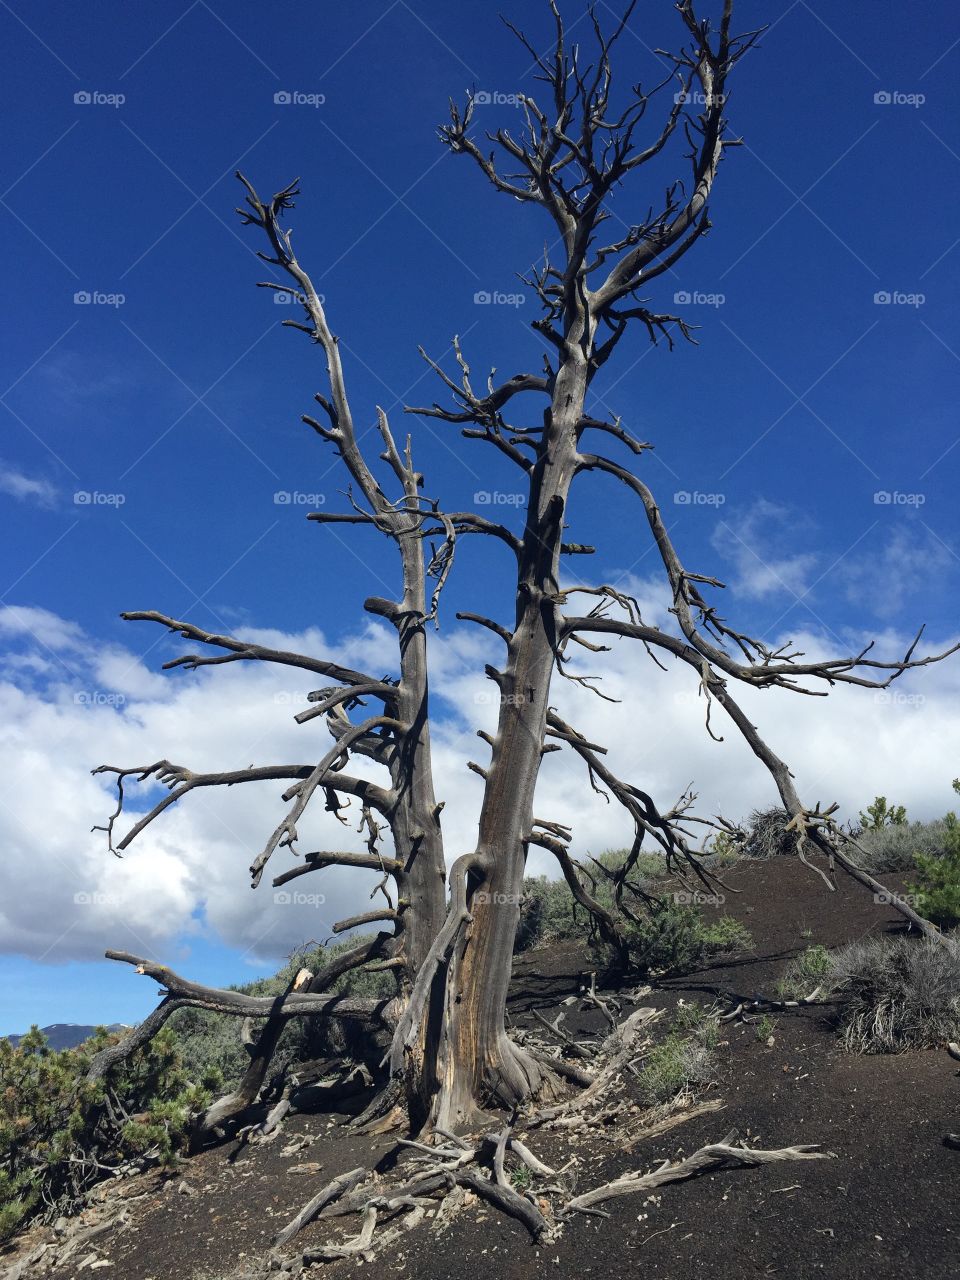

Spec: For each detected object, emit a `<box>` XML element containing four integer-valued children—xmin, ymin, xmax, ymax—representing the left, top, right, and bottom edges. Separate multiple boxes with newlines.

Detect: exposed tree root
<box><xmin>257</xmin><ymin>1119</ymin><xmax>830</xmax><ymax>1271</ymax></box>
<box><xmin>273</xmin><ymin>1166</ymin><xmax>367</xmax><ymax>1247</ymax></box>
<box><xmin>528</xmin><ymin>1005</ymin><xmax>662</xmax><ymax>1129</ymax></box>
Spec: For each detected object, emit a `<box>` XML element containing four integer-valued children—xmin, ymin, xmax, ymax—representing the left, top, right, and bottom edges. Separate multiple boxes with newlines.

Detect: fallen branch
<box><xmin>565</xmin><ymin>1131</ymin><xmax>833</xmax><ymax>1214</ymax></box>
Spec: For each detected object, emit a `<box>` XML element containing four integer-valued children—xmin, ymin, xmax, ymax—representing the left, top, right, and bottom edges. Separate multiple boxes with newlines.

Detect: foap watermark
<box><xmin>74</xmin><ymin>490</ymin><xmax>126</xmax><ymax>506</ymax></box>
<box><xmin>473</xmin><ymin>891</ymin><xmax>522</xmax><ymax>906</ymax></box>
<box><xmin>274</xmin><ymin>490</ymin><xmax>326</xmax><ymax>506</ymax></box>
<box><xmin>74</xmin><ymin>290</ymin><xmax>125</xmax><ymax>307</ymax></box>
<box><xmin>473</xmin><ymin>90</ymin><xmax>523</xmax><ymax>106</ymax></box>
<box><xmin>74</xmin><ymin>690</ymin><xmax>126</xmax><ymax>708</ymax></box>
<box><xmin>874</xmin><ymin>890</ymin><xmax>922</xmax><ymax>907</ymax></box>
<box><xmin>273</xmin><ymin>289</ymin><xmax>324</xmax><ymax>305</ymax></box>
<box><xmin>874</xmin><ymin>690</ymin><xmax>925</xmax><ymax>708</ymax></box>
<box><xmin>474</xmin><ymin>289</ymin><xmax>526</xmax><ymax>307</ymax></box>
<box><xmin>273</xmin><ymin>890</ymin><xmax>327</xmax><ymax>906</ymax></box>
<box><xmin>874</xmin><ymin>90</ymin><xmax>925</xmax><ymax>108</ymax></box>
<box><xmin>674</xmin><ymin>490</ymin><xmax>725</xmax><ymax>506</ymax></box>
<box><xmin>74</xmin><ymin>90</ymin><xmax>125</xmax><ymax>108</ymax></box>
<box><xmin>672</xmin><ymin>689</ymin><xmax>702</xmax><ymax>707</ymax></box>
<box><xmin>674</xmin><ymin>289</ymin><xmax>725</xmax><ymax>307</ymax></box>
<box><xmin>274</xmin><ymin>90</ymin><xmax>326</xmax><ymax>107</ymax></box>
<box><xmin>873</xmin><ymin>490</ymin><xmax>925</xmax><ymax>506</ymax></box>
<box><xmin>874</xmin><ymin>290</ymin><xmax>925</xmax><ymax>307</ymax></box>
<box><xmin>674</xmin><ymin>89</ymin><xmax>726</xmax><ymax>106</ymax></box>
<box><xmin>74</xmin><ymin>890</ymin><xmax>123</xmax><ymax>907</ymax></box>
<box><xmin>673</xmin><ymin>890</ymin><xmax>726</xmax><ymax>906</ymax></box>
<box><xmin>474</xmin><ymin>490</ymin><xmax>525</xmax><ymax>506</ymax></box>
<box><xmin>474</xmin><ymin>690</ymin><xmax>528</xmax><ymax>706</ymax></box>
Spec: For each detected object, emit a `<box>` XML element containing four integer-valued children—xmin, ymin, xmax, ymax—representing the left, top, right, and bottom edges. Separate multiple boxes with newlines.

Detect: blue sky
<box><xmin>2</xmin><ymin>0</ymin><xmax>959</xmax><ymax>1033</ymax></box>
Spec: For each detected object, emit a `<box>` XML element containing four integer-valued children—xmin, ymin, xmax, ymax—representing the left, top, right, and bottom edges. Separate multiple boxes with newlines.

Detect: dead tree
<box><xmin>91</xmin><ymin>0</ymin><xmax>957</xmax><ymax>1142</ymax></box>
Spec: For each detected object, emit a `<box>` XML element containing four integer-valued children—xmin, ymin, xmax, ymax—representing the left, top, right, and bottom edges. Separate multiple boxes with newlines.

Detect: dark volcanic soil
<box><xmin>4</xmin><ymin>857</ymin><xmax>959</xmax><ymax>1280</ymax></box>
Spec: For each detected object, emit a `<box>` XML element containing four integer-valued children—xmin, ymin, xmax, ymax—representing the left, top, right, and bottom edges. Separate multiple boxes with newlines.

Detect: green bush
<box><xmin>169</xmin><ymin>936</ymin><xmax>396</xmax><ymax>1087</ymax></box>
<box><xmin>613</xmin><ymin>899</ymin><xmax>752</xmax><ymax>976</ymax></box>
<box><xmin>515</xmin><ymin>850</ymin><xmax>668</xmax><ymax>954</ymax></box>
<box><xmin>514</xmin><ymin>876</ymin><xmax>592</xmax><ymax>952</ymax></box>
<box><xmin>907</xmin><ymin>783</ymin><xmax>960</xmax><ymax>929</ymax></box>
<box><xmin>858</xmin><ymin>795</ymin><xmax>908</xmax><ymax>831</ymax></box>
<box><xmin>776</xmin><ymin>944</ymin><xmax>833</xmax><ymax>1000</ymax></box>
<box><xmin>0</xmin><ymin>1025</ymin><xmax>218</xmax><ymax>1241</ymax></box>
<box><xmin>636</xmin><ymin>1005</ymin><xmax>719</xmax><ymax>1106</ymax></box>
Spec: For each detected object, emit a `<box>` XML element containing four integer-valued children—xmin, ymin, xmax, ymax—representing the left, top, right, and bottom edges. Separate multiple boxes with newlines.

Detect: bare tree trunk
<box><xmin>426</xmin><ymin>346</ymin><xmax>592</xmax><ymax>1128</ymax></box>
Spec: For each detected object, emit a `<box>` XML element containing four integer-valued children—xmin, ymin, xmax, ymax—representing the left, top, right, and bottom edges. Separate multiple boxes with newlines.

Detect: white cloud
<box><xmin>0</xmin><ymin>463</ymin><xmax>57</xmax><ymax>508</ymax></box>
<box><xmin>711</xmin><ymin>498</ymin><xmax>819</xmax><ymax>599</ymax></box>
<box><xmin>1</xmin><ymin>603</ymin><xmax>958</xmax><ymax>970</ymax></box>
<box><xmin>837</xmin><ymin>523</ymin><xmax>954</xmax><ymax>618</ymax></box>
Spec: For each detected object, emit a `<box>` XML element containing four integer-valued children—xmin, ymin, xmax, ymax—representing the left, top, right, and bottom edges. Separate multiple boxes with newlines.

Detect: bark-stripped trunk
<box><xmin>386</xmin><ymin>530</ymin><xmax>450</xmax><ymax>1125</ymax></box>
<box><xmin>425</xmin><ymin>337</ymin><xmax>593</xmax><ymax>1129</ymax></box>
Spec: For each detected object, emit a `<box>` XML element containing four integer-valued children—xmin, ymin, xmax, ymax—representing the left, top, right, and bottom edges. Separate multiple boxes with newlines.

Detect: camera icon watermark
<box><xmin>473</xmin><ymin>289</ymin><xmax>526</xmax><ymax>307</ymax></box>
<box><xmin>874</xmin><ymin>90</ymin><xmax>925</xmax><ymax>108</ymax></box>
<box><xmin>873</xmin><ymin>290</ymin><xmax>925</xmax><ymax>307</ymax></box>
<box><xmin>273</xmin><ymin>890</ymin><xmax>326</xmax><ymax>906</ymax></box>
<box><xmin>74</xmin><ymin>90</ymin><xmax>125</xmax><ymax>108</ymax></box>
<box><xmin>674</xmin><ymin>89</ymin><xmax>726</xmax><ymax>106</ymax></box>
<box><xmin>274</xmin><ymin>90</ymin><xmax>326</xmax><ymax>107</ymax></box>
<box><xmin>74</xmin><ymin>491</ymin><xmax>126</xmax><ymax>507</ymax></box>
<box><xmin>474</xmin><ymin>490</ymin><xmax>525</xmax><ymax>506</ymax></box>
<box><xmin>674</xmin><ymin>289</ymin><xmax>725</xmax><ymax>307</ymax></box>
<box><xmin>274</xmin><ymin>490</ymin><xmax>326</xmax><ymax>506</ymax></box>
<box><xmin>74</xmin><ymin>290</ymin><xmax>125</xmax><ymax>307</ymax></box>
<box><xmin>673</xmin><ymin>890</ymin><xmax>726</xmax><ymax>906</ymax></box>
<box><xmin>674</xmin><ymin>490</ymin><xmax>725</xmax><ymax>506</ymax></box>
<box><xmin>273</xmin><ymin>289</ymin><xmax>324</xmax><ymax>305</ymax></box>
<box><xmin>473</xmin><ymin>90</ymin><xmax>522</xmax><ymax>106</ymax></box>
<box><xmin>873</xmin><ymin>490</ymin><xmax>925</xmax><ymax>506</ymax></box>
<box><xmin>74</xmin><ymin>690</ymin><xmax>126</xmax><ymax>707</ymax></box>
<box><xmin>74</xmin><ymin>890</ymin><xmax>123</xmax><ymax>906</ymax></box>
<box><xmin>874</xmin><ymin>690</ymin><xmax>926</xmax><ymax>708</ymax></box>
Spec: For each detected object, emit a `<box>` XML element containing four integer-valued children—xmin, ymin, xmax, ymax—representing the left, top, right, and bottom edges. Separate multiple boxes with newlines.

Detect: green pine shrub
<box><xmin>0</xmin><ymin>1025</ymin><xmax>219</xmax><ymax>1241</ymax></box>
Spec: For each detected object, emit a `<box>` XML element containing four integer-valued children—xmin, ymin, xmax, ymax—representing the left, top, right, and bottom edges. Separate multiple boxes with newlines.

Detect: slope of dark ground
<box><xmin>3</xmin><ymin>857</ymin><xmax>958</xmax><ymax>1280</ymax></box>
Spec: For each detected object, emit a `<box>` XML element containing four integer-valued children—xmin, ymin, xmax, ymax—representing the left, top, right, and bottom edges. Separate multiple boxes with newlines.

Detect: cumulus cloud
<box><xmin>1</xmin><ymin>600</ymin><xmax>958</xmax><ymax>971</ymax></box>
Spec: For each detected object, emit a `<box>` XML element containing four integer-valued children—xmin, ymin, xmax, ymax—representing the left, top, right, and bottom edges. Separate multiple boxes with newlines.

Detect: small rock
<box><xmin>177</xmin><ymin>1180</ymin><xmax>197</xmax><ymax>1197</ymax></box>
<box><xmin>287</xmin><ymin>1162</ymin><xmax>323</xmax><ymax>1176</ymax></box>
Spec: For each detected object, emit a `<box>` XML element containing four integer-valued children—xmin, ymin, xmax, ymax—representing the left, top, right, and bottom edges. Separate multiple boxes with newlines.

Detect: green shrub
<box><xmin>907</xmin><ymin>784</ymin><xmax>960</xmax><ymax>929</ymax></box>
<box><xmin>0</xmin><ymin>1025</ymin><xmax>218</xmax><ymax>1241</ymax></box>
<box><xmin>636</xmin><ymin>1006</ymin><xmax>719</xmax><ymax>1106</ymax></box>
<box><xmin>858</xmin><ymin>795</ymin><xmax>908</xmax><ymax>831</ymax></box>
<box><xmin>776</xmin><ymin>944</ymin><xmax>833</xmax><ymax>1000</ymax></box>
<box><xmin>514</xmin><ymin>851</ymin><xmax>668</xmax><ymax>954</ymax></box>
<box><xmin>514</xmin><ymin>876</ymin><xmax>593</xmax><ymax>952</ymax></box>
<box><xmin>613</xmin><ymin>899</ymin><xmax>752</xmax><ymax>975</ymax></box>
<box><xmin>169</xmin><ymin>936</ymin><xmax>396</xmax><ymax>1085</ymax></box>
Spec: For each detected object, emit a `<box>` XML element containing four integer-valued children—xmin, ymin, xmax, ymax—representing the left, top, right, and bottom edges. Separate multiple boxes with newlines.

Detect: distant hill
<box><xmin>6</xmin><ymin>1023</ymin><xmax>129</xmax><ymax>1051</ymax></box>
